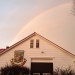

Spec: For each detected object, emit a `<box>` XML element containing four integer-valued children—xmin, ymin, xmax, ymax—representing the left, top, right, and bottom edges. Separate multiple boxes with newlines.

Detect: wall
<box><xmin>0</xmin><ymin>35</ymin><xmax>75</xmax><ymax>70</ymax></box>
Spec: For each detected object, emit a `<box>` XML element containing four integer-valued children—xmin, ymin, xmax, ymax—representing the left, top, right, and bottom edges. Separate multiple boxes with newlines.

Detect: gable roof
<box><xmin>0</xmin><ymin>32</ymin><xmax>75</xmax><ymax>57</ymax></box>
<box><xmin>0</xmin><ymin>49</ymin><xmax>6</xmax><ymax>54</ymax></box>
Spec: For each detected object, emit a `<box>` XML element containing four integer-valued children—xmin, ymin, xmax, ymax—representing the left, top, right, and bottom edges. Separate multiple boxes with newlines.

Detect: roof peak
<box><xmin>0</xmin><ymin>32</ymin><xmax>75</xmax><ymax>57</ymax></box>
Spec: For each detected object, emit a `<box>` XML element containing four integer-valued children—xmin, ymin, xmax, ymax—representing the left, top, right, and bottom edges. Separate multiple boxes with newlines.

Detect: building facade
<box><xmin>0</xmin><ymin>32</ymin><xmax>75</xmax><ymax>75</ymax></box>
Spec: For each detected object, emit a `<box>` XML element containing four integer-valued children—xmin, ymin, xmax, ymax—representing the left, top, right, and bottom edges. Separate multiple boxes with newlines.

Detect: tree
<box><xmin>72</xmin><ymin>0</ymin><xmax>75</xmax><ymax>15</ymax></box>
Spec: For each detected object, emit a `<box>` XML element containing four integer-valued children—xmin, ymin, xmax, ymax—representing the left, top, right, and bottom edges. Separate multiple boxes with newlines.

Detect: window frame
<box><xmin>36</xmin><ymin>39</ymin><xmax>39</xmax><ymax>48</ymax></box>
<box><xmin>43</xmin><ymin>73</ymin><xmax>51</xmax><ymax>75</ymax></box>
<box><xmin>30</xmin><ymin>39</ymin><xmax>34</xmax><ymax>48</ymax></box>
<box><xmin>33</xmin><ymin>73</ymin><xmax>40</xmax><ymax>75</ymax></box>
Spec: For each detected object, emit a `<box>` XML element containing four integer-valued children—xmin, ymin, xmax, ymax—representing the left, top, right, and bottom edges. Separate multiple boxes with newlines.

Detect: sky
<box><xmin>0</xmin><ymin>0</ymin><xmax>72</xmax><ymax>49</ymax></box>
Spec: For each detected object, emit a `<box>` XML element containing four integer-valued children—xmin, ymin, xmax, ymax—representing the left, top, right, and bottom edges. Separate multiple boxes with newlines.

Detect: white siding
<box><xmin>0</xmin><ymin>35</ymin><xmax>75</xmax><ymax>70</ymax></box>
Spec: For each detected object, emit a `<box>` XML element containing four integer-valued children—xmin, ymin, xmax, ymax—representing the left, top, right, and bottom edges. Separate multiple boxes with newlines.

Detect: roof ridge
<box><xmin>0</xmin><ymin>32</ymin><xmax>75</xmax><ymax>57</ymax></box>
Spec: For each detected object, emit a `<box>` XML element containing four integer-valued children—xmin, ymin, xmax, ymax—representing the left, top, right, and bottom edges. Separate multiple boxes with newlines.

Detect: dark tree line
<box><xmin>0</xmin><ymin>65</ymin><xmax>30</xmax><ymax>75</ymax></box>
<box><xmin>0</xmin><ymin>66</ymin><xmax>75</xmax><ymax>75</ymax></box>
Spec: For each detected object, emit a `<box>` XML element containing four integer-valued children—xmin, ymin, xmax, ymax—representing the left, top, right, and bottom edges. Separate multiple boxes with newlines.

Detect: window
<box><xmin>30</xmin><ymin>40</ymin><xmax>34</xmax><ymax>48</ymax></box>
<box><xmin>43</xmin><ymin>73</ymin><xmax>51</xmax><ymax>75</ymax></box>
<box><xmin>36</xmin><ymin>39</ymin><xmax>39</xmax><ymax>48</ymax></box>
<box><xmin>33</xmin><ymin>73</ymin><xmax>40</xmax><ymax>75</ymax></box>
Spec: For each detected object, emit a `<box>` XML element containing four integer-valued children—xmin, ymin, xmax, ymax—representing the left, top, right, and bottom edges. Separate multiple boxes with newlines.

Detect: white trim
<box><xmin>30</xmin><ymin>57</ymin><xmax>54</xmax><ymax>69</ymax></box>
<box><xmin>31</xmin><ymin>57</ymin><xmax>54</xmax><ymax>63</ymax></box>
<box><xmin>43</xmin><ymin>73</ymin><xmax>51</xmax><ymax>75</ymax></box>
<box><xmin>33</xmin><ymin>73</ymin><xmax>40</xmax><ymax>75</ymax></box>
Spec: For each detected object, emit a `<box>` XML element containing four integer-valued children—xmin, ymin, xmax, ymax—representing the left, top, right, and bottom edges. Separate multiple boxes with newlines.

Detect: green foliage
<box><xmin>54</xmin><ymin>67</ymin><xmax>75</xmax><ymax>75</ymax></box>
<box><xmin>0</xmin><ymin>65</ymin><xmax>30</xmax><ymax>75</ymax></box>
<box><xmin>0</xmin><ymin>65</ymin><xmax>75</xmax><ymax>75</ymax></box>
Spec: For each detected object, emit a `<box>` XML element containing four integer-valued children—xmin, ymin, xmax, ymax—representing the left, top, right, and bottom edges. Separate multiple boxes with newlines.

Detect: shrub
<box><xmin>54</xmin><ymin>67</ymin><xmax>75</xmax><ymax>75</ymax></box>
<box><xmin>0</xmin><ymin>65</ymin><xmax>30</xmax><ymax>75</ymax></box>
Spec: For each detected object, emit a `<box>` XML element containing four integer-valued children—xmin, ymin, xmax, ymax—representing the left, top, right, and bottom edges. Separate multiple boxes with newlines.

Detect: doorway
<box><xmin>31</xmin><ymin>62</ymin><xmax>53</xmax><ymax>75</ymax></box>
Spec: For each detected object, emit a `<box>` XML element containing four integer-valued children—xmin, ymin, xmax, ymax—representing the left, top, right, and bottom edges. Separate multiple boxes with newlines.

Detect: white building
<box><xmin>0</xmin><ymin>2</ymin><xmax>75</xmax><ymax>75</ymax></box>
<box><xmin>0</xmin><ymin>32</ymin><xmax>75</xmax><ymax>75</ymax></box>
